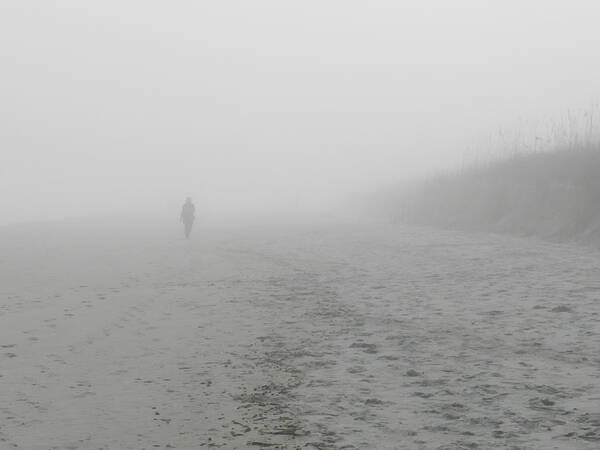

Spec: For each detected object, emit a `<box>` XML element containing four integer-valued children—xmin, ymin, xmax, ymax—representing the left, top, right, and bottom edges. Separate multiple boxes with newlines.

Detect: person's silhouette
<box><xmin>180</xmin><ymin>197</ymin><xmax>196</xmax><ymax>239</ymax></box>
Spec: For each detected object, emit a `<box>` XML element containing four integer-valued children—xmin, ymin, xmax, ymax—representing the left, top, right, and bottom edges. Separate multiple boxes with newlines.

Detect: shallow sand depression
<box><xmin>0</xmin><ymin>220</ymin><xmax>599</xmax><ymax>449</ymax></box>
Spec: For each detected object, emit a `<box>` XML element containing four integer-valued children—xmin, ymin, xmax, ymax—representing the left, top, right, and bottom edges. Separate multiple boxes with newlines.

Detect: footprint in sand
<box><xmin>551</xmin><ymin>305</ymin><xmax>573</xmax><ymax>313</ymax></box>
<box><xmin>47</xmin><ymin>353</ymin><xmax>67</xmax><ymax>365</ymax></box>
<box><xmin>349</xmin><ymin>342</ymin><xmax>378</xmax><ymax>354</ymax></box>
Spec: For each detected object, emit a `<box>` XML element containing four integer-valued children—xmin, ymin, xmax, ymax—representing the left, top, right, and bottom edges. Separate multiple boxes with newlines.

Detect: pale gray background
<box><xmin>2</xmin><ymin>0</ymin><xmax>600</xmax><ymax>224</ymax></box>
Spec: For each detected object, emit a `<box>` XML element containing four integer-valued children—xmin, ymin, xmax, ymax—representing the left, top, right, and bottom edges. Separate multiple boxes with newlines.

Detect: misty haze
<box><xmin>2</xmin><ymin>1</ymin><xmax>600</xmax><ymax>449</ymax></box>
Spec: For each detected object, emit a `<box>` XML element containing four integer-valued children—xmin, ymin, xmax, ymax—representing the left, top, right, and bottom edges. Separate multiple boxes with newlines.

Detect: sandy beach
<box><xmin>1</xmin><ymin>219</ymin><xmax>599</xmax><ymax>449</ymax></box>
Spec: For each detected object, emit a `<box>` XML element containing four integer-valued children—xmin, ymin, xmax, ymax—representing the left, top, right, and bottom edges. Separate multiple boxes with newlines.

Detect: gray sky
<box><xmin>2</xmin><ymin>0</ymin><xmax>600</xmax><ymax>224</ymax></box>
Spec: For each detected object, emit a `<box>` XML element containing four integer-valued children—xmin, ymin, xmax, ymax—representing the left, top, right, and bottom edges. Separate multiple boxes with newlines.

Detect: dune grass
<box><xmin>398</xmin><ymin>144</ymin><xmax>600</xmax><ymax>244</ymax></box>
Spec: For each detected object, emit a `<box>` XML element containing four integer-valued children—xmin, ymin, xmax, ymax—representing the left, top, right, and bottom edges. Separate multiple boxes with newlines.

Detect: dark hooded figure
<box><xmin>180</xmin><ymin>197</ymin><xmax>196</xmax><ymax>239</ymax></box>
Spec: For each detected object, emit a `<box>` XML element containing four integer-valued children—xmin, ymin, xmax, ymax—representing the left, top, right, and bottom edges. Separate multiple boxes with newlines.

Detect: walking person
<box><xmin>180</xmin><ymin>197</ymin><xmax>196</xmax><ymax>239</ymax></box>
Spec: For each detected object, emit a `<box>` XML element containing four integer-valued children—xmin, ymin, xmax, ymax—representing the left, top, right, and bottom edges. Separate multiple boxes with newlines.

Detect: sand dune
<box><xmin>1</xmin><ymin>220</ymin><xmax>599</xmax><ymax>449</ymax></box>
<box><xmin>393</xmin><ymin>148</ymin><xmax>600</xmax><ymax>245</ymax></box>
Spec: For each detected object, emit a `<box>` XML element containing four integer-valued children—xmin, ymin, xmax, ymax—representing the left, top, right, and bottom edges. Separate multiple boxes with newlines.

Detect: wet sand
<box><xmin>1</xmin><ymin>220</ymin><xmax>599</xmax><ymax>449</ymax></box>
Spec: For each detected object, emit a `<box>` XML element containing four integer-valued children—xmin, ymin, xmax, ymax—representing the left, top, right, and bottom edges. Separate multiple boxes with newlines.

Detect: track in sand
<box><xmin>1</xmin><ymin>221</ymin><xmax>599</xmax><ymax>449</ymax></box>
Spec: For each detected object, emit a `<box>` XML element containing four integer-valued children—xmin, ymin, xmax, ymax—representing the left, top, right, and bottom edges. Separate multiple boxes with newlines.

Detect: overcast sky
<box><xmin>2</xmin><ymin>1</ymin><xmax>600</xmax><ymax>224</ymax></box>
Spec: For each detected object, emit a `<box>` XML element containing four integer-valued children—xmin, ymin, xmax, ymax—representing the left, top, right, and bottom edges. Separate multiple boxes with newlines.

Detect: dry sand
<box><xmin>1</xmin><ymin>219</ymin><xmax>599</xmax><ymax>449</ymax></box>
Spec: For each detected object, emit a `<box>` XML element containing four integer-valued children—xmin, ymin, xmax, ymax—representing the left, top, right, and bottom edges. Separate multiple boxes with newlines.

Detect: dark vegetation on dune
<box><xmin>394</xmin><ymin>145</ymin><xmax>600</xmax><ymax>244</ymax></box>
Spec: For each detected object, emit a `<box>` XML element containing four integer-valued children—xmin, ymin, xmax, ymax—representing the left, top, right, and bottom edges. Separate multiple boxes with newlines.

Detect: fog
<box><xmin>5</xmin><ymin>4</ymin><xmax>600</xmax><ymax>448</ymax></box>
<box><xmin>2</xmin><ymin>0</ymin><xmax>600</xmax><ymax>225</ymax></box>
